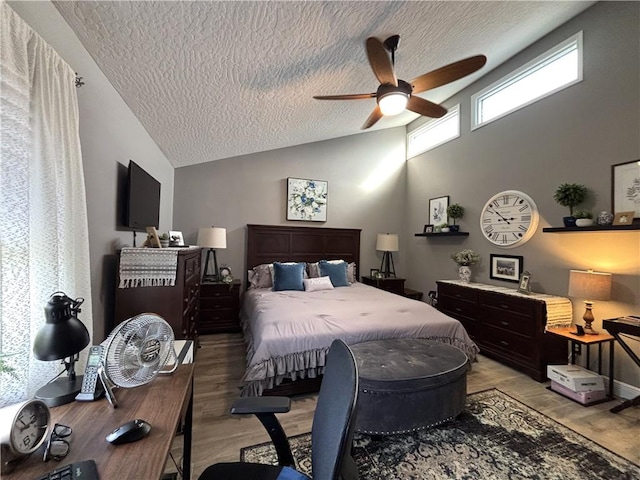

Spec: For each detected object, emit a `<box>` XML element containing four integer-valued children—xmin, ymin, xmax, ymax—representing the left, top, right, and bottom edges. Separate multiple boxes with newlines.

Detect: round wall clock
<box><xmin>0</xmin><ymin>399</ymin><xmax>50</xmax><ymax>461</ymax></box>
<box><xmin>480</xmin><ymin>190</ymin><xmax>539</xmax><ymax>248</ymax></box>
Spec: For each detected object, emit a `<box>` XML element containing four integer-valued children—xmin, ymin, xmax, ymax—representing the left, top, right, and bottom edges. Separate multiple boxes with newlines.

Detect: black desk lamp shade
<box><xmin>33</xmin><ymin>292</ymin><xmax>90</xmax><ymax>406</ymax></box>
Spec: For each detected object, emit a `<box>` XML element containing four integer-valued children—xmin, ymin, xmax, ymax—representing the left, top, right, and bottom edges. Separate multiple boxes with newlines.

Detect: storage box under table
<box><xmin>550</xmin><ymin>381</ymin><xmax>607</xmax><ymax>405</ymax></box>
<box><xmin>547</xmin><ymin>364</ymin><xmax>605</xmax><ymax>392</ymax></box>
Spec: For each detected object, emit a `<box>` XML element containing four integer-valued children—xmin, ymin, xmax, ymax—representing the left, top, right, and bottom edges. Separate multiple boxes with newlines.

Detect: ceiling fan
<box><xmin>313</xmin><ymin>35</ymin><xmax>487</xmax><ymax>129</ymax></box>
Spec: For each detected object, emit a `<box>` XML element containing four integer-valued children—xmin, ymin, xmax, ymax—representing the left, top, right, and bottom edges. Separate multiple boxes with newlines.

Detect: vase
<box><xmin>597</xmin><ymin>211</ymin><xmax>614</xmax><ymax>226</ymax></box>
<box><xmin>562</xmin><ymin>216</ymin><xmax>577</xmax><ymax>227</ymax></box>
<box><xmin>575</xmin><ymin>218</ymin><xmax>594</xmax><ymax>227</ymax></box>
<box><xmin>458</xmin><ymin>266</ymin><xmax>471</xmax><ymax>283</ymax></box>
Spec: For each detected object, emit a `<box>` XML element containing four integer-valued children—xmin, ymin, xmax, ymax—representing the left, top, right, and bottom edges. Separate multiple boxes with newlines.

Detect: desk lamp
<box><xmin>33</xmin><ymin>292</ymin><xmax>90</xmax><ymax>406</ymax></box>
<box><xmin>568</xmin><ymin>269</ymin><xmax>612</xmax><ymax>335</ymax></box>
<box><xmin>198</xmin><ymin>226</ymin><xmax>227</xmax><ymax>282</ymax></box>
<box><xmin>376</xmin><ymin>233</ymin><xmax>399</xmax><ymax>278</ymax></box>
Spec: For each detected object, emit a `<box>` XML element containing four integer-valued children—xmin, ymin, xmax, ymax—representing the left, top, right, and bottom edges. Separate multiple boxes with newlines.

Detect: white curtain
<box><xmin>0</xmin><ymin>2</ymin><xmax>93</xmax><ymax>407</ymax></box>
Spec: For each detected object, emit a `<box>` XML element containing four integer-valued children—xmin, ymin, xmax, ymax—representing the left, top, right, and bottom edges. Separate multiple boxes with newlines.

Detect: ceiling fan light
<box><xmin>378</xmin><ymin>92</ymin><xmax>408</xmax><ymax>116</ymax></box>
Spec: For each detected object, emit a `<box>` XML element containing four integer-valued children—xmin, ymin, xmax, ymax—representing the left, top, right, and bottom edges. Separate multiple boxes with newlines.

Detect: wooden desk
<box><xmin>546</xmin><ymin>326</ymin><xmax>615</xmax><ymax>398</ymax></box>
<box><xmin>5</xmin><ymin>363</ymin><xmax>194</xmax><ymax>480</ymax></box>
<box><xmin>603</xmin><ymin>316</ymin><xmax>640</xmax><ymax>413</ymax></box>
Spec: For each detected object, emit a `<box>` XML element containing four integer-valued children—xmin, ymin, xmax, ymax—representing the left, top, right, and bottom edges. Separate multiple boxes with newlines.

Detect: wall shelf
<box><xmin>415</xmin><ymin>232</ymin><xmax>469</xmax><ymax>237</ymax></box>
<box><xmin>542</xmin><ymin>225</ymin><xmax>640</xmax><ymax>233</ymax></box>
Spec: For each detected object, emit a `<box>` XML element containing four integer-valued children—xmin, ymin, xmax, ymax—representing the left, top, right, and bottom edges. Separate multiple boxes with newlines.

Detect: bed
<box><xmin>240</xmin><ymin>224</ymin><xmax>479</xmax><ymax>397</ymax></box>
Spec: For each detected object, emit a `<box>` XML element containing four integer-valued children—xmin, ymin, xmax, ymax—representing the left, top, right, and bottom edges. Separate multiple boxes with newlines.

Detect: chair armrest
<box><xmin>230</xmin><ymin>396</ymin><xmax>291</xmax><ymax>415</ymax></box>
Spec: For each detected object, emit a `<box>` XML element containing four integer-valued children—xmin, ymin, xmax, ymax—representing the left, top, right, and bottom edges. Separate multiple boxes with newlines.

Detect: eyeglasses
<box><xmin>43</xmin><ymin>424</ymin><xmax>72</xmax><ymax>462</ymax></box>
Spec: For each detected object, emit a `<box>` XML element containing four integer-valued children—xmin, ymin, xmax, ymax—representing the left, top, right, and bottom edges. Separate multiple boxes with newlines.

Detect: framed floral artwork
<box><xmin>429</xmin><ymin>195</ymin><xmax>449</xmax><ymax>226</ymax></box>
<box><xmin>612</xmin><ymin>160</ymin><xmax>640</xmax><ymax>221</ymax></box>
<box><xmin>287</xmin><ymin>178</ymin><xmax>328</xmax><ymax>222</ymax></box>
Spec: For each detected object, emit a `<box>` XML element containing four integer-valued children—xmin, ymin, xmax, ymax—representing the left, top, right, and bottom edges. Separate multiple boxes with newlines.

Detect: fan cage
<box><xmin>102</xmin><ymin>313</ymin><xmax>176</xmax><ymax>388</ymax></box>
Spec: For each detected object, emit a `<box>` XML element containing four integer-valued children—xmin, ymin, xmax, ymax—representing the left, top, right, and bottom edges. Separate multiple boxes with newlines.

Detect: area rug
<box><xmin>241</xmin><ymin>389</ymin><xmax>639</xmax><ymax>479</ymax></box>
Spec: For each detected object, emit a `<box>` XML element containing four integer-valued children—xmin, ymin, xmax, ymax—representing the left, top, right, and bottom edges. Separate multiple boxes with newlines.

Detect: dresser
<box><xmin>437</xmin><ymin>280</ymin><xmax>570</xmax><ymax>382</ymax></box>
<box><xmin>114</xmin><ymin>247</ymin><xmax>201</xmax><ymax>343</ymax></box>
<box><xmin>199</xmin><ymin>280</ymin><xmax>241</xmax><ymax>333</ymax></box>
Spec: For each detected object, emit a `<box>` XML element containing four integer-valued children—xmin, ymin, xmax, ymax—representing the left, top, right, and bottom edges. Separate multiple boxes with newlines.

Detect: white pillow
<box><xmin>303</xmin><ymin>276</ymin><xmax>335</xmax><ymax>292</ymax></box>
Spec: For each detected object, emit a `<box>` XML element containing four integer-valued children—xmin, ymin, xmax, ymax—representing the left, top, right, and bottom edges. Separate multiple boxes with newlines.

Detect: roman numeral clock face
<box><xmin>480</xmin><ymin>190</ymin><xmax>539</xmax><ymax>248</ymax></box>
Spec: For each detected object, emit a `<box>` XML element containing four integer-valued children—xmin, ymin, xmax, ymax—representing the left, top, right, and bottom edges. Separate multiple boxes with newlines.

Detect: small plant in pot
<box><xmin>159</xmin><ymin>232</ymin><xmax>170</xmax><ymax>248</ymax></box>
<box><xmin>553</xmin><ymin>183</ymin><xmax>588</xmax><ymax>227</ymax></box>
<box><xmin>447</xmin><ymin>204</ymin><xmax>464</xmax><ymax>232</ymax></box>
<box><xmin>573</xmin><ymin>210</ymin><xmax>594</xmax><ymax>227</ymax></box>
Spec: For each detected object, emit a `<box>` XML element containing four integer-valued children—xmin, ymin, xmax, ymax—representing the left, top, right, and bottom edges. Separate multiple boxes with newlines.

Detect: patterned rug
<box><xmin>242</xmin><ymin>389</ymin><xmax>639</xmax><ymax>479</ymax></box>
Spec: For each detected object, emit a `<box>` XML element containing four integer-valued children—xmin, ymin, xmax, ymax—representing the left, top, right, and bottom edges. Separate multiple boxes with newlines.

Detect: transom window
<box><xmin>472</xmin><ymin>31</ymin><xmax>583</xmax><ymax>129</ymax></box>
<box><xmin>407</xmin><ymin>104</ymin><xmax>460</xmax><ymax>158</ymax></box>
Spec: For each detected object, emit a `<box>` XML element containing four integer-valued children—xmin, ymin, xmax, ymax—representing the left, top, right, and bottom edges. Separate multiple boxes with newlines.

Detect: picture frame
<box><xmin>287</xmin><ymin>177</ymin><xmax>328</xmax><ymax>222</ymax></box>
<box><xmin>518</xmin><ymin>271</ymin><xmax>532</xmax><ymax>294</ymax></box>
<box><xmin>423</xmin><ymin>224</ymin><xmax>434</xmax><ymax>233</ymax></box>
<box><xmin>145</xmin><ymin>226</ymin><xmax>161</xmax><ymax>248</ymax></box>
<box><xmin>169</xmin><ymin>230</ymin><xmax>185</xmax><ymax>246</ymax></box>
<box><xmin>612</xmin><ymin>160</ymin><xmax>640</xmax><ymax>221</ymax></box>
<box><xmin>612</xmin><ymin>211</ymin><xmax>635</xmax><ymax>226</ymax></box>
<box><xmin>489</xmin><ymin>254</ymin><xmax>523</xmax><ymax>283</ymax></box>
<box><xmin>429</xmin><ymin>195</ymin><xmax>449</xmax><ymax>226</ymax></box>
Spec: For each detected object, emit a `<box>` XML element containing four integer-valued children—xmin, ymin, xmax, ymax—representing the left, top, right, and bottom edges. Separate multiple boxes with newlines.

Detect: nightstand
<box><xmin>361</xmin><ymin>276</ymin><xmax>405</xmax><ymax>296</ymax></box>
<box><xmin>199</xmin><ymin>280</ymin><xmax>241</xmax><ymax>334</ymax></box>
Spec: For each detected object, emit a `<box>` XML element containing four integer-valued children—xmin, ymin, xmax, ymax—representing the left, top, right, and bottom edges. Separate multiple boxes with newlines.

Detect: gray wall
<box><xmin>405</xmin><ymin>2</ymin><xmax>639</xmax><ymax>388</ymax></box>
<box><xmin>174</xmin><ymin>128</ymin><xmax>408</xmax><ymax>278</ymax></box>
<box><xmin>8</xmin><ymin>1</ymin><xmax>176</xmax><ymax>340</ymax></box>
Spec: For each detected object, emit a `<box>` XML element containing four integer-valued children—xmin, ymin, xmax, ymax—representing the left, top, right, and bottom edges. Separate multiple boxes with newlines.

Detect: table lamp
<box><xmin>568</xmin><ymin>269</ymin><xmax>612</xmax><ymax>335</ymax></box>
<box><xmin>33</xmin><ymin>292</ymin><xmax>90</xmax><ymax>406</ymax></box>
<box><xmin>198</xmin><ymin>226</ymin><xmax>227</xmax><ymax>282</ymax></box>
<box><xmin>376</xmin><ymin>233</ymin><xmax>399</xmax><ymax>278</ymax></box>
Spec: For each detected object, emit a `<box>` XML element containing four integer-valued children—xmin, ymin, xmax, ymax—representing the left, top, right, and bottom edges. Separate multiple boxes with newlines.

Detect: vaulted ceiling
<box><xmin>53</xmin><ymin>1</ymin><xmax>594</xmax><ymax>167</ymax></box>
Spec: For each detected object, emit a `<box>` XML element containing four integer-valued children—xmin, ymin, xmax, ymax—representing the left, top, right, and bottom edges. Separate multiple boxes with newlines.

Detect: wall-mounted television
<box><xmin>126</xmin><ymin>160</ymin><xmax>160</xmax><ymax>231</ymax></box>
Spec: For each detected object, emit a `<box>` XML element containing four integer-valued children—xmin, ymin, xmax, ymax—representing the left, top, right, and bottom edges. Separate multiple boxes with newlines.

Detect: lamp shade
<box><xmin>33</xmin><ymin>293</ymin><xmax>90</xmax><ymax>361</ymax></box>
<box><xmin>376</xmin><ymin>233</ymin><xmax>399</xmax><ymax>252</ymax></box>
<box><xmin>197</xmin><ymin>227</ymin><xmax>227</xmax><ymax>249</ymax></box>
<box><xmin>568</xmin><ymin>270</ymin><xmax>612</xmax><ymax>301</ymax></box>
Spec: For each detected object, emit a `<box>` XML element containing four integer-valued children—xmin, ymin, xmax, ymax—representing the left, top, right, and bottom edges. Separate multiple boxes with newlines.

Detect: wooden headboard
<box><xmin>246</xmin><ymin>224</ymin><xmax>362</xmax><ymax>279</ymax></box>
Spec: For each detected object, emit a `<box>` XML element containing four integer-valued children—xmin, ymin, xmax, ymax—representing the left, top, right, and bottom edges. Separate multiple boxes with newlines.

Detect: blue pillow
<box><xmin>319</xmin><ymin>260</ymin><xmax>349</xmax><ymax>287</ymax></box>
<box><xmin>272</xmin><ymin>262</ymin><xmax>305</xmax><ymax>291</ymax></box>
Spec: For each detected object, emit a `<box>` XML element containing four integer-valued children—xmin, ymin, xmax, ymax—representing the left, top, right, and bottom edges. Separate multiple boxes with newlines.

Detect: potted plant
<box><xmin>573</xmin><ymin>210</ymin><xmax>594</xmax><ymax>227</ymax></box>
<box><xmin>451</xmin><ymin>249</ymin><xmax>480</xmax><ymax>283</ymax></box>
<box><xmin>553</xmin><ymin>183</ymin><xmax>588</xmax><ymax>227</ymax></box>
<box><xmin>159</xmin><ymin>232</ymin><xmax>170</xmax><ymax>248</ymax></box>
<box><xmin>447</xmin><ymin>204</ymin><xmax>464</xmax><ymax>232</ymax></box>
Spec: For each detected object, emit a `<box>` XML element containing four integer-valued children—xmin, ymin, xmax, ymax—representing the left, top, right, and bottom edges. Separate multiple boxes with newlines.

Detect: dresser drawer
<box><xmin>184</xmin><ymin>253</ymin><xmax>201</xmax><ymax>286</ymax></box>
<box><xmin>439</xmin><ymin>294</ymin><xmax>477</xmax><ymax>323</ymax></box>
<box><xmin>482</xmin><ymin>325</ymin><xmax>534</xmax><ymax>361</ymax></box>
<box><xmin>438</xmin><ymin>282</ymin><xmax>478</xmax><ymax>303</ymax></box>
<box><xmin>482</xmin><ymin>309</ymin><xmax>535</xmax><ymax>337</ymax></box>
<box><xmin>200</xmin><ymin>296</ymin><xmax>234</xmax><ymax>309</ymax></box>
<box><xmin>480</xmin><ymin>291</ymin><xmax>534</xmax><ymax>316</ymax></box>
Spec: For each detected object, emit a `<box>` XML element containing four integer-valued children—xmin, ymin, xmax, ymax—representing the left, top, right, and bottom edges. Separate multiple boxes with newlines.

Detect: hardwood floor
<box><xmin>169</xmin><ymin>333</ymin><xmax>639</xmax><ymax>479</ymax></box>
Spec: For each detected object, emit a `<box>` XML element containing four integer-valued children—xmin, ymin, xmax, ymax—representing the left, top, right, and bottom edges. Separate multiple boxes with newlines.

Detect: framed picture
<box><xmin>612</xmin><ymin>160</ymin><xmax>640</xmax><ymax>220</ymax></box>
<box><xmin>145</xmin><ymin>226</ymin><xmax>161</xmax><ymax>248</ymax></box>
<box><xmin>169</xmin><ymin>230</ymin><xmax>185</xmax><ymax>246</ymax></box>
<box><xmin>369</xmin><ymin>268</ymin><xmax>380</xmax><ymax>278</ymax></box>
<box><xmin>489</xmin><ymin>254</ymin><xmax>523</xmax><ymax>283</ymax></box>
<box><xmin>429</xmin><ymin>195</ymin><xmax>449</xmax><ymax>226</ymax></box>
<box><xmin>518</xmin><ymin>271</ymin><xmax>532</xmax><ymax>294</ymax></box>
<box><xmin>612</xmin><ymin>211</ymin><xmax>635</xmax><ymax>226</ymax></box>
<box><xmin>287</xmin><ymin>177</ymin><xmax>328</xmax><ymax>222</ymax></box>
<box><xmin>423</xmin><ymin>224</ymin><xmax>434</xmax><ymax>233</ymax></box>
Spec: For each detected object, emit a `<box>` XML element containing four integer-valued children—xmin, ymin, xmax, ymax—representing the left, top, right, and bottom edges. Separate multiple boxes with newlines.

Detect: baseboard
<box><xmin>611</xmin><ymin>377</ymin><xmax>640</xmax><ymax>400</ymax></box>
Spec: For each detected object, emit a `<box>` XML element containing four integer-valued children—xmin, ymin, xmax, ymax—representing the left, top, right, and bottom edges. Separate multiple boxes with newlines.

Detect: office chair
<box><xmin>199</xmin><ymin>339</ymin><xmax>360</xmax><ymax>480</ymax></box>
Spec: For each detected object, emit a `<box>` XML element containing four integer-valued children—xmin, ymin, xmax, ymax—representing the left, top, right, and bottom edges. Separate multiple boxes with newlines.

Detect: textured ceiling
<box><xmin>53</xmin><ymin>1</ymin><xmax>594</xmax><ymax>168</ymax></box>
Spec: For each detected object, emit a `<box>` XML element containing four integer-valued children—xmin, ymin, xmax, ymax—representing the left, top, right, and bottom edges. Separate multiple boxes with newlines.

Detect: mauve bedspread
<box><xmin>239</xmin><ymin>282</ymin><xmax>478</xmax><ymax>396</ymax></box>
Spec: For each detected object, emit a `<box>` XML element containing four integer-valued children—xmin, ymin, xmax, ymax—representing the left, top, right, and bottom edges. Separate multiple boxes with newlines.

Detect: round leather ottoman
<box><xmin>350</xmin><ymin>338</ymin><xmax>468</xmax><ymax>434</ymax></box>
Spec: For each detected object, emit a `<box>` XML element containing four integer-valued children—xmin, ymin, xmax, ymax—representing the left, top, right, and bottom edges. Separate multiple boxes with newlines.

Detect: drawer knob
<box><xmin>455</xmin><ymin>307</ymin><xmax>462</xmax><ymax>312</ymax></box>
<box><xmin>500</xmin><ymin>340</ymin><xmax>509</xmax><ymax>346</ymax></box>
<box><xmin>500</xmin><ymin>304</ymin><xmax>509</xmax><ymax>309</ymax></box>
<box><xmin>500</xmin><ymin>321</ymin><xmax>509</xmax><ymax>327</ymax></box>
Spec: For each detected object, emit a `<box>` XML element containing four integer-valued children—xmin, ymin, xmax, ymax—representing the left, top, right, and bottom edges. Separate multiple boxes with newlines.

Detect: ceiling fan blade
<box><xmin>313</xmin><ymin>93</ymin><xmax>376</xmax><ymax>100</ymax></box>
<box><xmin>410</xmin><ymin>55</ymin><xmax>487</xmax><ymax>94</ymax></box>
<box><xmin>407</xmin><ymin>96</ymin><xmax>447</xmax><ymax>118</ymax></box>
<box><xmin>362</xmin><ymin>105</ymin><xmax>383</xmax><ymax>130</ymax></box>
<box><xmin>366</xmin><ymin>37</ymin><xmax>398</xmax><ymax>87</ymax></box>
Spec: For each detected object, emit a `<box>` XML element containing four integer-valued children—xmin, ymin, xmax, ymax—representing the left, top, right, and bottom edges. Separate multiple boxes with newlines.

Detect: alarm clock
<box><xmin>0</xmin><ymin>399</ymin><xmax>50</xmax><ymax>463</ymax></box>
<box><xmin>480</xmin><ymin>190</ymin><xmax>539</xmax><ymax>248</ymax></box>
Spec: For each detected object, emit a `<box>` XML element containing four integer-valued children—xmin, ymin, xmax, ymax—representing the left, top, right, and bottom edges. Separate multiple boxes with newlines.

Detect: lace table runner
<box><xmin>440</xmin><ymin>280</ymin><xmax>573</xmax><ymax>329</ymax></box>
<box><xmin>118</xmin><ymin>247</ymin><xmax>179</xmax><ymax>288</ymax></box>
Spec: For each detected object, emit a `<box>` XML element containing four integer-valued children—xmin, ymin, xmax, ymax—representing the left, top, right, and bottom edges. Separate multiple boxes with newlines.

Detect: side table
<box><xmin>199</xmin><ymin>280</ymin><xmax>241</xmax><ymax>334</ymax></box>
<box><xmin>361</xmin><ymin>276</ymin><xmax>405</xmax><ymax>295</ymax></box>
<box><xmin>546</xmin><ymin>326</ymin><xmax>615</xmax><ymax>404</ymax></box>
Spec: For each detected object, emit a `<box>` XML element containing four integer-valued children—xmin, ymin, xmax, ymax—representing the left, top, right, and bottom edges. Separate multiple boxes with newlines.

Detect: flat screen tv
<box><xmin>126</xmin><ymin>160</ymin><xmax>160</xmax><ymax>231</ymax></box>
